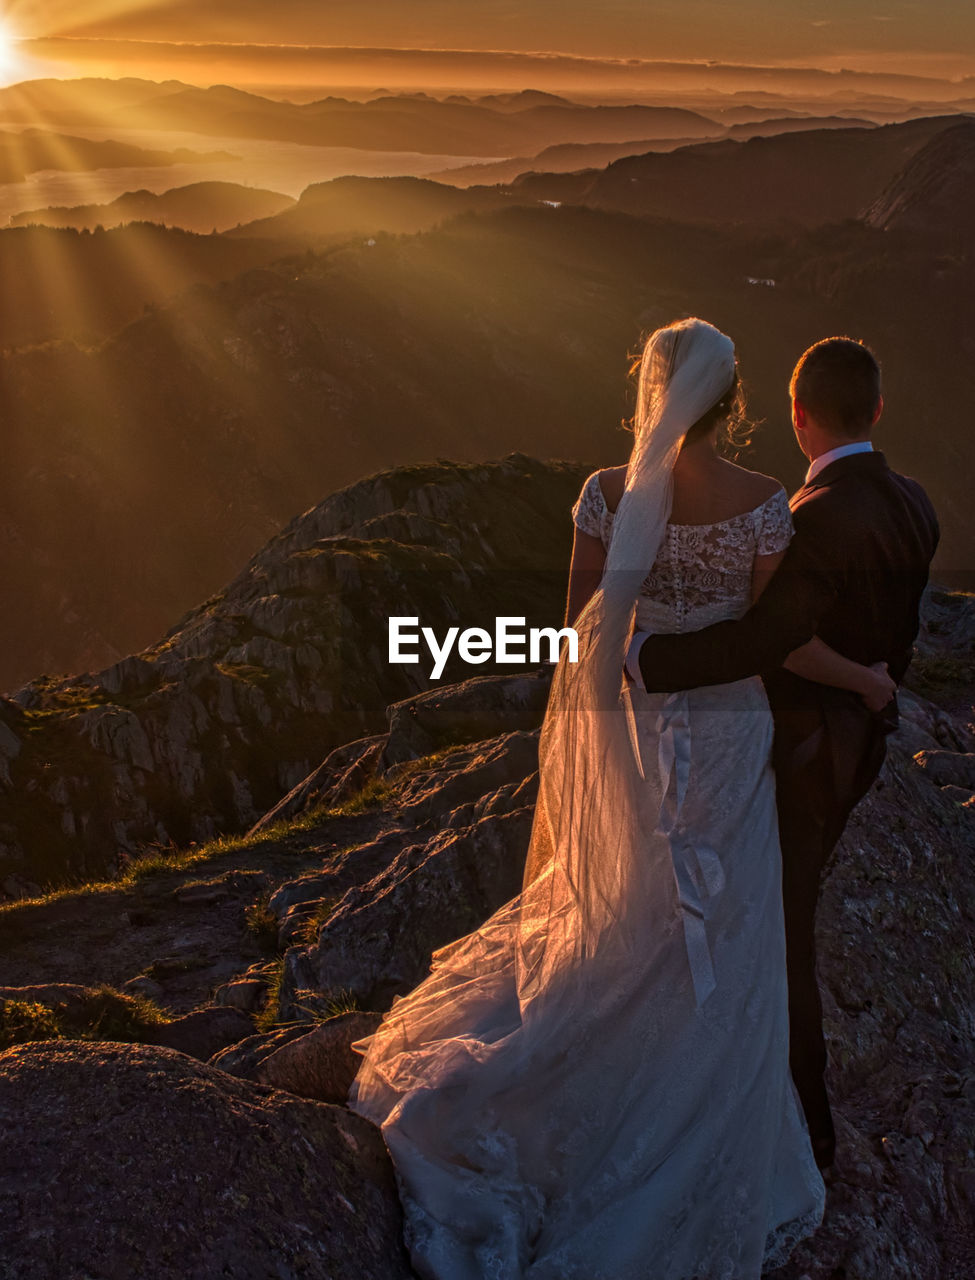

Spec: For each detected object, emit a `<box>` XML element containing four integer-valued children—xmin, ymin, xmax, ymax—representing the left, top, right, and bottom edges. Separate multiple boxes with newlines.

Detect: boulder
<box><xmin>281</xmin><ymin>804</ymin><xmax>534</xmax><ymax>1017</ymax></box>
<box><xmin>208</xmin><ymin>1023</ymin><xmax>313</xmax><ymax>1082</ymax></box>
<box><xmin>0</xmin><ymin>1040</ymin><xmax>412</xmax><ymax>1280</ymax></box>
<box><xmin>258</xmin><ymin>1011</ymin><xmax>384</xmax><ymax>1104</ymax></box>
<box><xmin>913</xmin><ymin>749</ymin><xmax>975</xmax><ymax>790</ymax></box>
<box><xmin>394</xmin><ymin>730</ymin><xmax>539</xmax><ymax>826</ymax></box>
<box><xmin>383</xmin><ymin>667</ymin><xmax>552</xmax><ymax>766</ymax></box>
<box><xmin>145</xmin><ymin>1005</ymin><xmax>256</xmax><ymax>1060</ymax></box>
<box><xmin>773</xmin><ymin>708</ymin><xmax>975</xmax><ymax>1277</ymax></box>
<box><xmin>213</xmin><ymin>978</ymin><xmax>269</xmax><ymax>1012</ymax></box>
<box><xmin>249</xmin><ymin>734</ymin><xmax>386</xmax><ymax>833</ymax></box>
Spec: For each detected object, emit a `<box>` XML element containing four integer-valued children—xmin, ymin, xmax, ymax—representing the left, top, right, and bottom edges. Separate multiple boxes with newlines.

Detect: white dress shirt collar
<box><xmin>804</xmin><ymin>440</ymin><xmax>873</xmax><ymax>485</ymax></box>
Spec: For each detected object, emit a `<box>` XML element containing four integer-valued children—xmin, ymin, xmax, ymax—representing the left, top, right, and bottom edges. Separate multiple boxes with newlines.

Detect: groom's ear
<box><xmin>792</xmin><ymin>399</ymin><xmax>807</xmax><ymax>432</ymax></box>
<box><xmin>871</xmin><ymin>394</ymin><xmax>884</xmax><ymax>426</ymax></box>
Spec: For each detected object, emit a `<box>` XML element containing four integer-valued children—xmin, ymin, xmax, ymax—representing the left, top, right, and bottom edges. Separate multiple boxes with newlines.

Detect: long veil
<box><xmin>349</xmin><ymin>318</ymin><xmax>737</xmax><ymax>1111</ymax></box>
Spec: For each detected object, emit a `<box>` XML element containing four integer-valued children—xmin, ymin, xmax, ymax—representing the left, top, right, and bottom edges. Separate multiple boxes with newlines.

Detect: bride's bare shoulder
<box><xmin>596</xmin><ymin>464</ymin><xmax>628</xmax><ymax>512</ymax></box>
<box><xmin>720</xmin><ymin>460</ymin><xmax>784</xmax><ymax>502</ymax></box>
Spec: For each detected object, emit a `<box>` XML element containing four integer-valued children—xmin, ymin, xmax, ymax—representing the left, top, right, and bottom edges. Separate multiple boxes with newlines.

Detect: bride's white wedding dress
<box><xmin>348</xmin><ymin>465</ymin><xmax>825</xmax><ymax>1279</ymax></box>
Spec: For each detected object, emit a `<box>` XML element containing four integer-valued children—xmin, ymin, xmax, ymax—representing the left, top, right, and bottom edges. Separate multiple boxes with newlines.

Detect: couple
<box><xmin>348</xmin><ymin>319</ymin><xmax>939</xmax><ymax>1278</ymax></box>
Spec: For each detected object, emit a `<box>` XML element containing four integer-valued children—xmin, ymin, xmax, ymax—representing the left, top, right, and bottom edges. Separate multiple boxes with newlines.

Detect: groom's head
<box><xmin>789</xmin><ymin>337</ymin><xmax>883</xmax><ymax>458</ymax></box>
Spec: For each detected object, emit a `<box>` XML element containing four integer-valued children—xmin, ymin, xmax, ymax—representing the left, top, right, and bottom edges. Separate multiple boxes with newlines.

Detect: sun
<box><xmin>0</xmin><ymin>17</ymin><xmax>23</xmax><ymax>86</ymax></box>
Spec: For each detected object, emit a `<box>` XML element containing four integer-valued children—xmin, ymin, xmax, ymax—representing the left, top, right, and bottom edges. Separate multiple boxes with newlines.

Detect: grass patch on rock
<box><xmin>0</xmin><ymin>984</ymin><xmax>173</xmax><ymax>1050</ymax></box>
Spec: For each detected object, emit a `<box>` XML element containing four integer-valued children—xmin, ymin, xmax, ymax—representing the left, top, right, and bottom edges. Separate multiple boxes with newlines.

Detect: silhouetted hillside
<box><xmin>0</xmin><ymin>202</ymin><xmax>970</xmax><ymax>692</ymax></box>
<box><xmin>0</xmin><ymin>223</ymin><xmax>297</xmax><ymax>349</ymax></box>
<box><xmin>0</xmin><ymin>77</ymin><xmax>717</xmax><ymax>156</ymax></box>
<box><xmin>864</xmin><ymin>119</ymin><xmax>975</xmax><ymax>239</ymax></box>
<box><xmin>10</xmin><ymin>182</ymin><xmax>295</xmax><ymax>234</ymax></box>
<box><xmin>228</xmin><ymin>176</ymin><xmax>507</xmax><ymax>242</ymax></box>
<box><xmin>218</xmin><ymin>117</ymin><xmax>971</xmax><ymax>251</ymax></box>
<box><xmin>0</xmin><ymin>126</ymin><xmax>234</xmax><ymax>184</ymax></box>
<box><xmin>574</xmin><ymin>117</ymin><xmax>961</xmax><ymax>228</ymax></box>
<box><xmin>433</xmin><ymin>116</ymin><xmax>879</xmax><ymax>187</ymax></box>
<box><xmin>0</xmin><ymin>76</ymin><xmax>192</xmax><ymax>124</ymax></box>
<box><xmin>725</xmin><ymin>115</ymin><xmax>874</xmax><ymax>140</ymax></box>
<box><xmin>429</xmin><ymin>136</ymin><xmax>718</xmax><ymax>187</ymax></box>
<box><xmin>115</xmin><ymin>89</ymin><xmax>718</xmax><ymax>155</ymax></box>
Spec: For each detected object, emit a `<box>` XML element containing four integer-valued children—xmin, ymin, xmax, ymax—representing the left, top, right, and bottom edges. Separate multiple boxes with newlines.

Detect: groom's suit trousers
<box><xmin>635</xmin><ymin>450</ymin><xmax>940</xmax><ymax>1161</ymax></box>
<box><xmin>766</xmin><ymin>686</ymin><xmax>890</xmax><ymax>1155</ymax></box>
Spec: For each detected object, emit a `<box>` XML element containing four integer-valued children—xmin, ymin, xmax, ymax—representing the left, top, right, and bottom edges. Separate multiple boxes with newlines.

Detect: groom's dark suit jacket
<box><xmin>636</xmin><ymin>448</ymin><xmax>938</xmax><ymax>1155</ymax></box>
<box><xmin>636</xmin><ymin>450</ymin><xmax>940</xmax><ymax>747</ymax></box>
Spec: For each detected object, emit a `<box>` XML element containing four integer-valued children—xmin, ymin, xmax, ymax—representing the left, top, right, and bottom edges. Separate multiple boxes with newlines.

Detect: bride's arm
<box><xmin>751</xmin><ymin>550</ymin><xmax>895</xmax><ymax>711</ymax></box>
<box><xmin>564</xmin><ymin>527</ymin><xmax>606</xmax><ymax>628</ymax></box>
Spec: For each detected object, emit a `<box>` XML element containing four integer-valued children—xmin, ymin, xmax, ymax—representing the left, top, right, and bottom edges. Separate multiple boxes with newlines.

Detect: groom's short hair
<box><xmin>790</xmin><ymin>337</ymin><xmax>881</xmax><ymax>438</ymax></box>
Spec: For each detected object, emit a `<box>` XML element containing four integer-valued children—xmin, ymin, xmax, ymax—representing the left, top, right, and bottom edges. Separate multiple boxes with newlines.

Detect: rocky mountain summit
<box><xmin>0</xmin><ymin>455</ymin><xmax>973</xmax><ymax>1277</ymax></box>
<box><xmin>0</xmin><ymin>656</ymin><xmax>973</xmax><ymax>1276</ymax></box>
<box><xmin>0</xmin><ymin>454</ymin><xmax>588</xmax><ymax>889</ymax></box>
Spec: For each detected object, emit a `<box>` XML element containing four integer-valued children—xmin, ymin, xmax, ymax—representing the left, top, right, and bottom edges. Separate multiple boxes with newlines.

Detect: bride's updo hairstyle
<box><xmin>627</xmin><ymin>323</ymin><xmax>753</xmax><ymax>455</ymax></box>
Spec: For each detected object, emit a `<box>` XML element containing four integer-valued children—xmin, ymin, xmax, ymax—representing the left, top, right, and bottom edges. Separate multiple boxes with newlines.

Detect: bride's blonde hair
<box><xmin>625</xmin><ymin>321</ymin><xmax>753</xmax><ymax>454</ymax></box>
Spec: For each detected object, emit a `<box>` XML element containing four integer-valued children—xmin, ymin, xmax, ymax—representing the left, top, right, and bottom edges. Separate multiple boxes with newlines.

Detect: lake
<box><xmin>0</xmin><ymin>122</ymin><xmax>496</xmax><ymax>223</ymax></box>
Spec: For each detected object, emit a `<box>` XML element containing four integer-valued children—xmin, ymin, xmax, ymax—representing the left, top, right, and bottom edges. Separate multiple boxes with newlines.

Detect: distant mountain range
<box><xmin>1</xmin><ymin>210</ymin><xmax>971</xmax><ymax>693</ymax></box>
<box><xmin>221</xmin><ymin>116</ymin><xmax>962</xmax><ymax>243</ymax></box>
<box><xmin>431</xmin><ymin>117</ymin><xmax>877</xmax><ymax>187</ymax></box>
<box><xmin>9</xmin><ymin>182</ymin><xmax>295</xmax><ymax>234</ymax></box>
<box><xmin>0</xmin><ymin>99</ymin><xmax>971</xmax><ymax>694</ymax></box>
<box><xmin>535</xmin><ymin>116</ymin><xmax>961</xmax><ymax>229</ymax></box>
<box><xmin>0</xmin><ymin>78</ymin><xmax>719</xmax><ymax>157</ymax></box>
<box><xmin>0</xmin><ymin>126</ymin><xmax>235</xmax><ymax>184</ymax></box>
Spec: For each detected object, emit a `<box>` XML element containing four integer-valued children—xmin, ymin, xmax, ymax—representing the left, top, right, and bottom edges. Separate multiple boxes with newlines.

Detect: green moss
<box><xmin>253</xmin><ymin>957</ymin><xmax>287</xmax><ymax>1033</ymax></box>
<box><xmin>214</xmin><ymin>660</ymin><xmax>282</xmax><ymax>690</ymax></box>
<box><xmin>0</xmin><ymin>984</ymin><xmax>172</xmax><ymax>1049</ymax></box>
<box><xmin>318</xmin><ymin>989</ymin><xmax>361</xmax><ymax>1019</ymax></box>
<box><xmin>75</xmin><ymin>985</ymin><xmax>172</xmax><ymax>1039</ymax></box>
<box><xmin>244</xmin><ymin>888</ymin><xmax>281</xmax><ymax>952</ymax></box>
<box><xmin>0</xmin><ymin>999</ymin><xmax>63</xmax><ymax>1048</ymax></box>
<box><xmin>295</xmin><ymin>895</ymin><xmax>342</xmax><ymax>945</ymax></box>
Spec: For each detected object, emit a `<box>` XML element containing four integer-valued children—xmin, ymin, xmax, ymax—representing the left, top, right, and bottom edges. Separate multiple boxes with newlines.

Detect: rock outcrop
<box><xmin>0</xmin><ymin>451</ymin><xmax>972</xmax><ymax>1276</ymax></box>
<box><xmin>0</xmin><ymin>455</ymin><xmax>586</xmax><ymax>889</ymax></box>
<box><xmin>263</xmin><ymin>669</ymin><xmax>975</xmax><ymax>1278</ymax></box>
<box><xmin>0</xmin><ymin>1040</ymin><xmax>412</xmax><ymax>1280</ymax></box>
<box><xmin>864</xmin><ymin>120</ymin><xmax>975</xmax><ymax>240</ymax></box>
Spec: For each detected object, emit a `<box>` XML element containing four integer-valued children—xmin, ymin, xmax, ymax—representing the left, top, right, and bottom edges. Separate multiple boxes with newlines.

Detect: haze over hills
<box><xmin>9</xmin><ymin>182</ymin><xmax>296</xmax><ymax>234</ymax></box>
<box><xmin>429</xmin><ymin>116</ymin><xmax>878</xmax><ymax>187</ymax></box>
<box><xmin>0</xmin><ymin>127</ymin><xmax>236</xmax><ymax>184</ymax></box>
<box><xmin>1</xmin><ymin>188</ymin><xmax>972</xmax><ymax>691</ymax></box>
<box><xmin>223</xmin><ymin>176</ymin><xmax>508</xmax><ymax>242</ymax></box>
<box><xmin>0</xmin><ymin>77</ymin><xmax>972</xmax><ymax>693</ymax></box>
<box><xmin>724</xmin><ymin>116</ymin><xmax>875</xmax><ymax>140</ymax></box>
<box><xmin>0</xmin><ymin>78</ymin><xmax>719</xmax><ymax>156</ymax></box>
<box><xmin>0</xmin><ymin>223</ymin><xmax>298</xmax><ymax>348</ymax></box>
<box><xmin>545</xmin><ymin>117</ymin><xmax>964</xmax><ymax>228</ymax></box>
<box><xmin>0</xmin><ymin>77</ymin><xmax>194</xmax><ymax>124</ymax></box>
<box><xmin>428</xmin><ymin>136</ymin><xmax>721</xmax><ymax>187</ymax></box>
<box><xmin>219</xmin><ymin>117</ymin><xmax>962</xmax><ymax>245</ymax></box>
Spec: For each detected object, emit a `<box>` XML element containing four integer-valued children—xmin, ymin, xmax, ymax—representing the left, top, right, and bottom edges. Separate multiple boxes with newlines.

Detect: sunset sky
<box><xmin>3</xmin><ymin>0</ymin><xmax>975</xmax><ymax>90</ymax></box>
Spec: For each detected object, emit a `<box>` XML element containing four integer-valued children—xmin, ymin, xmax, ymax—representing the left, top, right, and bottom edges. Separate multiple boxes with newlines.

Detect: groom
<box><xmin>626</xmin><ymin>337</ymin><xmax>939</xmax><ymax>1172</ymax></box>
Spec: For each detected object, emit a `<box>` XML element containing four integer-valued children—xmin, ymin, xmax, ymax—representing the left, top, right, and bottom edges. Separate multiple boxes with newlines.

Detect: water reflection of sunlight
<box><xmin>0</xmin><ymin>118</ymin><xmax>495</xmax><ymax>222</ymax></box>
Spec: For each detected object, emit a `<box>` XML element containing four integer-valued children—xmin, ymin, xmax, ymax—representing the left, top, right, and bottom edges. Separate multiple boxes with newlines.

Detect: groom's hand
<box><xmin>860</xmin><ymin>662</ymin><xmax>896</xmax><ymax>713</ymax></box>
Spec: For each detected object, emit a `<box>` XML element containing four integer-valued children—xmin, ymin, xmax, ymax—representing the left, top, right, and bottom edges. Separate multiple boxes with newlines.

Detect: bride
<box><xmin>348</xmin><ymin>318</ymin><xmax>888</xmax><ymax>1278</ymax></box>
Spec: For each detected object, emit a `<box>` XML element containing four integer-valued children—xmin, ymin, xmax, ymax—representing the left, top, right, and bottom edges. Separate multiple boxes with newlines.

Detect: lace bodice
<box><xmin>571</xmin><ymin>469</ymin><xmax>793</xmax><ymax>633</ymax></box>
